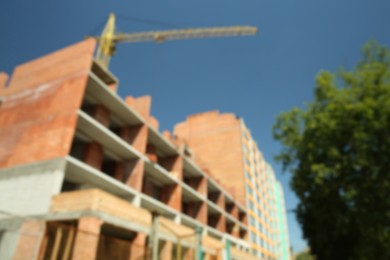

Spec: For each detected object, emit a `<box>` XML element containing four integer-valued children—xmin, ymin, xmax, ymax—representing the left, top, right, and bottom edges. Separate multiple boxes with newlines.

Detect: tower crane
<box><xmin>93</xmin><ymin>13</ymin><xmax>258</xmax><ymax>68</ymax></box>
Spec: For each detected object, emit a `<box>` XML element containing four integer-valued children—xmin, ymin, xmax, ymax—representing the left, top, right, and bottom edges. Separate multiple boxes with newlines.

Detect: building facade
<box><xmin>174</xmin><ymin>111</ymin><xmax>291</xmax><ymax>260</ymax></box>
<box><xmin>0</xmin><ymin>39</ymin><xmax>289</xmax><ymax>260</ymax></box>
<box><xmin>274</xmin><ymin>182</ymin><xmax>290</xmax><ymax>260</ymax></box>
<box><xmin>0</xmin><ymin>40</ymin><xmax>256</xmax><ymax>259</ymax></box>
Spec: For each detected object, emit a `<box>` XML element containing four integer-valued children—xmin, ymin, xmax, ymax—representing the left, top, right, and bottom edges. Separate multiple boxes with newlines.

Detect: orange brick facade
<box><xmin>174</xmin><ymin>111</ymin><xmax>247</xmax><ymax>205</ymax></box>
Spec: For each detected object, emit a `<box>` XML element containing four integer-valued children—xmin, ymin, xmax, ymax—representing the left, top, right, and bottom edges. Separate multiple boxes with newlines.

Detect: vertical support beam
<box><xmin>147</xmin><ymin>212</ymin><xmax>160</xmax><ymax>260</ymax></box>
<box><xmin>13</xmin><ymin>220</ymin><xmax>46</xmax><ymax>260</ymax></box>
<box><xmin>62</xmin><ymin>227</ymin><xmax>75</xmax><ymax>260</ymax></box>
<box><xmin>72</xmin><ymin>216</ymin><xmax>102</xmax><ymax>260</ymax></box>
<box><xmin>226</xmin><ymin>240</ymin><xmax>231</xmax><ymax>260</ymax></box>
<box><xmin>196</xmin><ymin>227</ymin><xmax>203</xmax><ymax>260</ymax></box>
<box><xmin>83</xmin><ymin>142</ymin><xmax>104</xmax><ymax>170</ymax></box>
<box><xmin>50</xmin><ymin>227</ymin><xmax>62</xmax><ymax>260</ymax></box>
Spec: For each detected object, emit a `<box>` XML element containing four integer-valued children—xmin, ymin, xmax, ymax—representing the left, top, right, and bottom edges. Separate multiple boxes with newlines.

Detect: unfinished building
<box><xmin>0</xmin><ymin>39</ymin><xmax>265</xmax><ymax>259</ymax></box>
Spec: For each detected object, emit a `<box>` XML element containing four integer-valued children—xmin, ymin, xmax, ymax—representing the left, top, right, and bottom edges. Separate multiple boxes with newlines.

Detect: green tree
<box><xmin>273</xmin><ymin>41</ymin><xmax>390</xmax><ymax>260</ymax></box>
<box><xmin>296</xmin><ymin>250</ymin><xmax>315</xmax><ymax>260</ymax></box>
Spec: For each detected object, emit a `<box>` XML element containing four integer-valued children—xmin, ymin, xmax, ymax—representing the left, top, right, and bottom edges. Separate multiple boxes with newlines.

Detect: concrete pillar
<box><xmin>83</xmin><ymin>142</ymin><xmax>104</xmax><ymax>170</ymax></box>
<box><xmin>13</xmin><ymin>220</ymin><xmax>46</xmax><ymax>260</ymax></box>
<box><xmin>130</xmin><ymin>233</ymin><xmax>147</xmax><ymax>260</ymax></box>
<box><xmin>71</xmin><ymin>216</ymin><xmax>102</xmax><ymax>260</ymax></box>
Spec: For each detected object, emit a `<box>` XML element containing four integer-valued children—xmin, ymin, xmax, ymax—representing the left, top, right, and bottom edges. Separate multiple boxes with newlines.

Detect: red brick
<box><xmin>148</xmin><ymin>115</ymin><xmax>159</xmax><ymax>131</ymax></box>
<box><xmin>1</xmin><ymin>39</ymin><xmax>95</xmax><ymax>96</ymax></box>
<box><xmin>0</xmin><ymin>72</ymin><xmax>9</xmax><ymax>88</ymax></box>
<box><xmin>174</xmin><ymin>111</ymin><xmax>247</xmax><ymax>205</ymax></box>
<box><xmin>185</xmin><ymin>201</ymin><xmax>208</xmax><ymax>225</ymax></box>
<box><xmin>160</xmin><ymin>184</ymin><xmax>182</xmax><ymax>211</ymax></box>
<box><xmin>13</xmin><ymin>220</ymin><xmax>46</xmax><ymax>260</ymax></box>
<box><xmin>146</xmin><ymin>144</ymin><xmax>158</xmax><ymax>163</ymax></box>
<box><xmin>209</xmin><ymin>191</ymin><xmax>225</xmax><ymax>210</ymax></box>
<box><xmin>0</xmin><ymin>40</ymin><xmax>95</xmax><ymax>169</ymax></box>
<box><xmin>120</xmin><ymin>124</ymin><xmax>148</xmax><ymax>153</ymax></box>
<box><xmin>186</xmin><ymin>176</ymin><xmax>207</xmax><ymax>196</ymax></box>
<box><xmin>130</xmin><ymin>233</ymin><xmax>147</xmax><ymax>260</ymax></box>
<box><xmin>72</xmin><ymin>217</ymin><xmax>102</xmax><ymax>260</ymax></box>
<box><xmin>123</xmin><ymin>158</ymin><xmax>145</xmax><ymax>191</ymax></box>
<box><xmin>125</xmin><ymin>95</ymin><xmax>151</xmax><ymax>119</ymax></box>
<box><xmin>159</xmin><ymin>240</ymin><xmax>173</xmax><ymax>260</ymax></box>
<box><xmin>83</xmin><ymin>142</ymin><xmax>104</xmax><ymax>170</ymax></box>
<box><xmin>91</xmin><ymin>105</ymin><xmax>110</xmax><ymax>127</ymax></box>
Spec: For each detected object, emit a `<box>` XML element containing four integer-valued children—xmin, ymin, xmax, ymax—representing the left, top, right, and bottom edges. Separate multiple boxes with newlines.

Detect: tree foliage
<box><xmin>273</xmin><ymin>41</ymin><xmax>390</xmax><ymax>260</ymax></box>
<box><xmin>296</xmin><ymin>250</ymin><xmax>315</xmax><ymax>260</ymax></box>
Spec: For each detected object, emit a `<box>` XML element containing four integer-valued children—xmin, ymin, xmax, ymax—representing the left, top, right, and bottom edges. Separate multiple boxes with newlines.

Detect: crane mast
<box><xmin>94</xmin><ymin>13</ymin><xmax>258</xmax><ymax>68</ymax></box>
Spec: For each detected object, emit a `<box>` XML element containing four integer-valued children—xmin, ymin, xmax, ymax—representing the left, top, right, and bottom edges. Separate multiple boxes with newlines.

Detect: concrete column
<box><xmin>83</xmin><ymin>142</ymin><xmax>104</xmax><ymax>170</ymax></box>
<box><xmin>71</xmin><ymin>216</ymin><xmax>102</xmax><ymax>260</ymax></box>
<box><xmin>13</xmin><ymin>220</ymin><xmax>46</xmax><ymax>260</ymax></box>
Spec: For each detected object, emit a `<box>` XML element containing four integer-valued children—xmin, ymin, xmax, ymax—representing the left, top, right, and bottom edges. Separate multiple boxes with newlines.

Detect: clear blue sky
<box><xmin>1</xmin><ymin>0</ymin><xmax>390</xmax><ymax>253</ymax></box>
